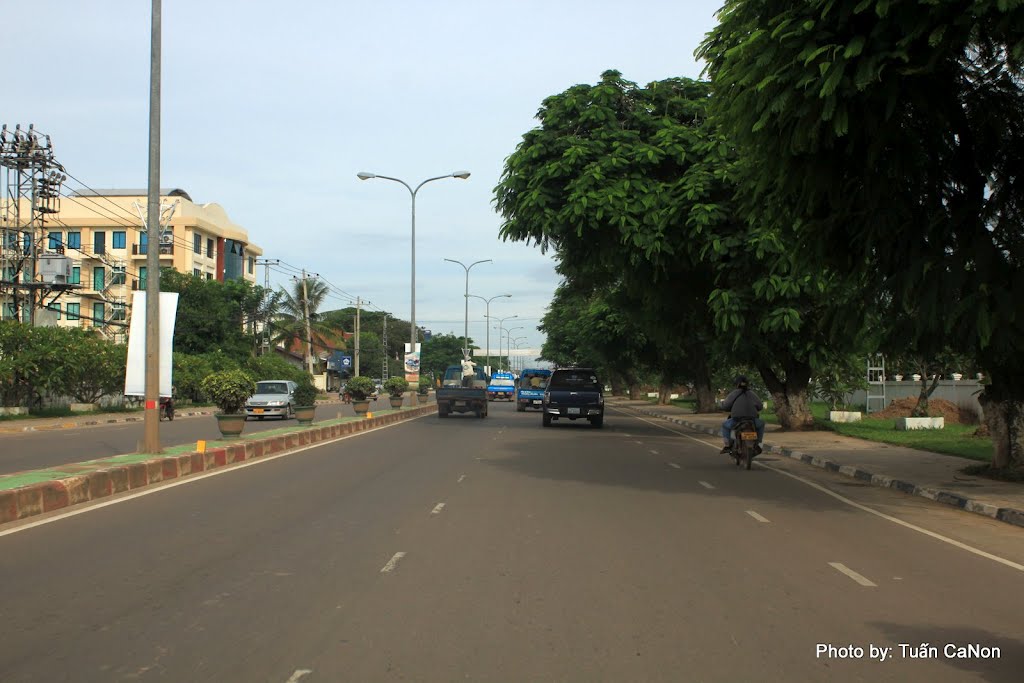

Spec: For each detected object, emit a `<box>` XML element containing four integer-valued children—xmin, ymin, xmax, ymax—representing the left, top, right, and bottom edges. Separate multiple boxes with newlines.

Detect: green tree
<box><xmin>420</xmin><ymin>333</ymin><xmax>471</xmax><ymax>382</ymax></box>
<box><xmin>64</xmin><ymin>330</ymin><xmax>127</xmax><ymax>403</ymax></box>
<box><xmin>161</xmin><ymin>269</ymin><xmax>255</xmax><ymax>361</ymax></box>
<box><xmin>699</xmin><ymin>0</ymin><xmax>1024</xmax><ymax>468</ymax></box>
<box><xmin>272</xmin><ymin>277</ymin><xmax>339</xmax><ymax>369</ymax></box>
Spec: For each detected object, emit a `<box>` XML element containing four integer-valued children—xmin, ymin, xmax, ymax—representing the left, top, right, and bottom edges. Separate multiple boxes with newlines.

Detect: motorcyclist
<box><xmin>720</xmin><ymin>375</ymin><xmax>765</xmax><ymax>455</ymax></box>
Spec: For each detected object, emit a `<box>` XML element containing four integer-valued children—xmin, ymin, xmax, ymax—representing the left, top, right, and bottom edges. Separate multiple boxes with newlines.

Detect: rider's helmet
<box><xmin>735</xmin><ymin>375</ymin><xmax>749</xmax><ymax>389</ymax></box>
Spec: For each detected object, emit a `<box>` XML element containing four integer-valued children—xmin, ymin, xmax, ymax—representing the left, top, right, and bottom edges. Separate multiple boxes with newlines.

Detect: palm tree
<box><xmin>271</xmin><ymin>277</ymin><xmax>342</xmax><ymax>371</ymax></box>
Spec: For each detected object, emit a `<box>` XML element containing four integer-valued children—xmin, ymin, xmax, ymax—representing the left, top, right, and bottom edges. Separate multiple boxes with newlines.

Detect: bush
<box><xmin>292</xmin><ymin>380</ymin><xmax>318</xmax><ymax>407</ymax></box>
<box><xmin>244</xmin><ymin>354</ymin><xmax>309</xmax><ymax>384</ymax></box>
<box><xmin>384</xmin><ymin>376</ymin><xmax>409</xmax><ymax>397</ymax></box>
<box><xmin>418</xmin><ymin>377</ymin><xmax>432</xmax><ymax>394</ymax></box>
<box><xmin>200</xmin><ymin>370</ymin><xmax>256</xmax><ymax>414</ymax></box>
<box><xmin>345</xmin><ymin>375</ymin><xmax>377</xmax><ymax>401</ymax></box>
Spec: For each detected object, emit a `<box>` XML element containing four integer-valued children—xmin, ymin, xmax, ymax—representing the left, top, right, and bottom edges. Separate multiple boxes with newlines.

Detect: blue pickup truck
<box><xmin>487</xmin><ymin>371</ymin><xmax>516</xmax><ymax>401</ymax></box>
<box><xmin>515</xmin><ymin>368</ymin><xmax>551</xmax><ymax>412</ymax></box>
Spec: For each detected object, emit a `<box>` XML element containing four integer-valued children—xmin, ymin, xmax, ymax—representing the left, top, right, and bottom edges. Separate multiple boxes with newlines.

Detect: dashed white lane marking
<box><xmin>633</xmin><ymin>440</ymin><xmax>644</xmax><ymax>445</ymax></box>
<box><xmin>431</xmin><ymin>503</ymin><xmax>446</xmax><ymax>515</ymax></box>
<box><xmin>285</xmin><ymin>670</ymin><xmax>312</xmax><ymax>683</ymax></box>
<box><xmin>698</xmin><ymin>481</ymin><xmax>715</xmax><ymax>490</ymax></box>
<box><xmin>746</xmin><ymin>510</ymin><xmax>770</xmax><ymax>523</ymax></box>
<box><xmin>615</xmin><ymin>408</ymin><xmax>1024</xmax><ymax>575</ymax></box>
<box><xmin>649</xmin><ymin>449</ymin><xmax>660</xmax><ymax>455</ymax></box>
<box><xmin>457</xmin><ymin>474</ymin><xmax>466</xmax><ymax>483</ymax></box>
<box><xmin>668</xmin><ymin>462</ymin><xmax>681</xmax><ymax>469</ymax></box>
<box><xmin>829</xmin><ymin>562</ymin><xmax>877</xmax><ymax>587</ymax></box>
<box><xmin>380</xmin><ymin>552</ymin><xmax>406</xmax><ymax>574</ymax></box>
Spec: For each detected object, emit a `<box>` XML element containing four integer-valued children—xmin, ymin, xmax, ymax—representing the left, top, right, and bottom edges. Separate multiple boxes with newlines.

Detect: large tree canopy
<box><xmin>698</xmin><ymin>0</ymin><xmax>1024</xmax><ymax>467</ymax></box>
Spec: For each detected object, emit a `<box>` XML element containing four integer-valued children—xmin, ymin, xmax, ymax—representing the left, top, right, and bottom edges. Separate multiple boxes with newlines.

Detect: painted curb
<box><xmin>0</xmin><ymin>405</ymin><xmax>436</xmax><ymax>525</ymax></box>
<box><xmin>626</xmin><ymin>406</ymin><xmax>1024</xmax><ymax>530</ymax></box>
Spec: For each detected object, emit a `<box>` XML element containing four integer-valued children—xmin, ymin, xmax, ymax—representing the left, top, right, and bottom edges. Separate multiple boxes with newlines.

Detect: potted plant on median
<box><xmin>201</xmin><ymin>369</ymin><xmax>256</xmax><ymax>438</ymax></box>
<box><xmin>345</xmin><ymin>376</ymin><xmax>377</xmax><ymax>415</ymax></box>
<box><xmin>292</xmin><ymin>379</ymin><xmax>319</xmax><ymax>425</ymax></box>
<box><xmin>384</xmin><ymin>376</ymin><xmax>409</xmax><ymax>409</ymax></box>
<box><xmin>417</xmin><ymin>376</ymin><xmax>431</xmax><ymax>404</ymax></box>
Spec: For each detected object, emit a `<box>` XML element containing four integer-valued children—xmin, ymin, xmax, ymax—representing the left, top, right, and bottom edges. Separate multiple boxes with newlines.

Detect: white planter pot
<box><xmin>829</xmin><ymin>411</ymin><xmax>862</xmax><ymax>423</ymax></box>
<box><xmin>895</xmin><ymin>417</ymin><xmax>944</xmax><ymax>431</ymax></box>
<box><xmin>911</xmin><ymin>374</ymin><xmax>922</xmax><ymax>381</ymax></box>
<box><xmin>893</xmin><ymin>375</ymin><xmax>903</xmax><ymax>382</ymax></box>
<box><xmin>951</xmin><ymin>373</ymin><xmax>963</xmax><ymax>381</ymax></box>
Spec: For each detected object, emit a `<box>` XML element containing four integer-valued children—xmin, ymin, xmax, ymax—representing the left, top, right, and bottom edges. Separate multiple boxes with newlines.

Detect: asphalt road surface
<box><xmin>1</xmin><ymin>401</ymin><xmax>1021</xmax><ymax>682</ymax></box>
<box><xmin>0</xmin><ymin>398</ymin><xmax>396</xmax><ymax>476</ymax></box>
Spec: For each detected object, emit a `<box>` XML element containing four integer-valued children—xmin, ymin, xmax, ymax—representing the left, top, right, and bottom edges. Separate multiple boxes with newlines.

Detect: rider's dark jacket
<box><xmin>722</xmin><ymin>388</ymin><xmax>764</xmax><ymax>419</ymax></box>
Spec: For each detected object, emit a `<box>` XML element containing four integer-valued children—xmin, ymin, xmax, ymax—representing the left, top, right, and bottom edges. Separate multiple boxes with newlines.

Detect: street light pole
<box><xmin>468</xmin><ymin>293</ymin><xmax>510</xmax><ymax>372</ymax></box>
<box><xmin>357</xmin><ymin>170</ymin><xmax>470</xmax><ymax>388</ymax></box>
<box><xmin>511</xmin><ymin>336</ymin><xmax>527</xmax><ymax>374</ymax></box>
<box><xmin>444</xmin><ymin>258</ymin><xmax>491</xmax><ymax>360</ymax></box>
<box><xmin>502</xmin><ymin>326</ymin><xmax>524</xmax><ymax>371</ymax></box>
<box><xmin>490</xmin><ymin>314</ymin><xmax>518</xmax><ymax>372</ymax></box>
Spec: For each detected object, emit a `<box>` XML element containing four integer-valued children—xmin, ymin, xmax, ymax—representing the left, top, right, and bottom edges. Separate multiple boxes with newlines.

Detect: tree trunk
<box><xmin>658</xmin><ymin>385</ymin><xmax>672</xmax><ymax>405</ymax></box>
<box><xmin>979</xmin><ymin>382</ymin><xmax>1024</xmax><ymax>471</ymax></box>
<box><xmin>688</xmin><ymin>346</ymin><xmax>718</xmax><ymax>413</ymax></box>
<box><xmin>758</xmin><ymin>359</ymin><xmax>815</xmax><ymax>430</ymax></box>
<box><xmin>628</xmin><ymin>384</ymin><xmax>643</xmax><ymax>400</ymax></box>
<box><xmin>911</xmin><ymin>372</ymin><xmax>941</xmax><ymax>418</ymax></box>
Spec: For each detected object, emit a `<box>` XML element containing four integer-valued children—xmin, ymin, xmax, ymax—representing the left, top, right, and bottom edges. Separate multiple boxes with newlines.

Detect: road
<box><xmin>0</xmin><ymin>397</ymin><xmax>397</xmax><ymax>476</ymax></box>
<box><xmin>0</xmin><ymin>401</ymin><xmax>1021</xmax><ymax>682</ymax></box>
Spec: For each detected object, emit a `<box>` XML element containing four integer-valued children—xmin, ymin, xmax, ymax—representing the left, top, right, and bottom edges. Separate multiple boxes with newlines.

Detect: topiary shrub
<box><xmin>383</xmin><ymin>376</ymin><xmax>409</xmax><ymax>397</ymax></box>
<box><xmin>200</xmin><ymin>370</ymin><xmax>256</xmax><ymax>414</ymax></box>
<box><xmin>292</xmin><ymin>380</ymin><xmax>318</xmax><ymax>407</ymax></box>
<box><xmin>417</xmin><ymin>377</ymin><xmax>432</xmax><ymax>395</ymax></box>
<box><xmin>345</xmin><ymin>375</ymin><xmax>377</xmax><ymax>401</ymax></box>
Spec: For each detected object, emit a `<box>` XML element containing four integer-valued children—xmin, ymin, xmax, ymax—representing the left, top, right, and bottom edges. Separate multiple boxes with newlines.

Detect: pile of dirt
<box><xmin>871</xmin><ymin>397</ymin><xmax>972</xmax><ymax>424</ymax></box>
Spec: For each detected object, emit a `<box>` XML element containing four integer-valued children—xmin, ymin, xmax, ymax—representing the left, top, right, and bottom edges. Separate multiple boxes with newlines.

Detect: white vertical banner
<box><xmin>124</xmin><ymin>291</ymin><xmax>179</xmax><ymax>397</ymax></box>
<box><xmin>403</xmin><ymin>342</ymin><xmax>421</xmax><ymax>383</ymax></box>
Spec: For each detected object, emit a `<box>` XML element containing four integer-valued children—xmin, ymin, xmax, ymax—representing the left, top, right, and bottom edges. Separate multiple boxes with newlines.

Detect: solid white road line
<box><xmin>612</xmin><ymin>409</ymin><xmax>1024</xmax><ymax>575</ymax></box>
<box><xmin>431</xmin><ymin>503</ymin><xmax>446</xmax><ymax>515</ymax></box>
<box><xmin>698</xmin><ymin>481</ymin><xmax>715</xmax><ymax>490</ymax></box>
<box><xmin>0</xmin><ymin>414</ymin><xmax>434</xmax><ymax>538</ymax></box>
<box><xmin>285</xmin><ymin>670</ymin><xmax>312</xmax><ymax>683</ymax></box>
<box><xmin>380</xmin><ymin>552</ymin><xmax>406</xmax><ymax>574</ymax></box>
<box><xmin>746</xmin><ymin>510</ymin><xmax>770</xmax><ymax>523</ymax></box>
<box><xmin>829</xmin><ymin>562</ymin><xmax>877</xmax><ymax>587</ymax></box>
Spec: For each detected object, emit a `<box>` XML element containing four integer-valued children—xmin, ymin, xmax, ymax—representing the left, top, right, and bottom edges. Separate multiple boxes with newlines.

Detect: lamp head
<box><xmin>452</xmin><ymin>171</ymin><xmax>471</xmax><ymax>180</ymax></box>
<box><xmin>356</xmin><ymin>172</ymin><xmax>376</xmax><ymax>180</ymax></box>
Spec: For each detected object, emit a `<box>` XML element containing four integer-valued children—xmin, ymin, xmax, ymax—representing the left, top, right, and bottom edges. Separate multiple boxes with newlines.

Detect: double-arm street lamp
<box><xmin>357</xmin><ymin>170</ymin><xmax>470</xmax><ymax>376</ymax></box>
<box><xmin>467</xmin><ymin>293</ymin><xmax>511</xmax><ymax>371</ymax></box>
<box><xmin>444</xmin><ymin>258</ymin><xmax>491</xmax><ymax>360</ymax></box>
<box><xmin>489</xmin><ymin>314</ymin><xmax>518</xmax><ymax>371</ymax></box>
<box><xmin>510</xmin><ymin>335</ymin><xmax>527</xmax><ymax>374</ymax></box>
<box><xmin>497</xmin><ymin>325</ymin><xmax>524</xmax><ymax>371</ymax></box>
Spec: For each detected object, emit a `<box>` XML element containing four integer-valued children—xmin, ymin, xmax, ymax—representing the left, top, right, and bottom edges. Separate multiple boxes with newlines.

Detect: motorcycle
<box><xmin>728</xmin><ymin>417</ymin><xmax>758</xmax><ymax>470</ymax></box>
<box><xmin>159</xmin><ymin>396</ymin><xmax>174</xmax><ymax>421</ymax></box>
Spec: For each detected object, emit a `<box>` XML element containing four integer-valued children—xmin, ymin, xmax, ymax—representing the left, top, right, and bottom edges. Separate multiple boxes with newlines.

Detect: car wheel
<box><xmin>591</xmin><ymin>415</ymin><xmax>604</xmax><ymax>429</ymax></box>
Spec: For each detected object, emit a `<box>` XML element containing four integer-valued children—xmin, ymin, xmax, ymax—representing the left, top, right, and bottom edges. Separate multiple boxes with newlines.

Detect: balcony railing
<box><xmin>132</xmin><ymin>244</ymin><xmax>174</xmax><ymax>256</ymax></box>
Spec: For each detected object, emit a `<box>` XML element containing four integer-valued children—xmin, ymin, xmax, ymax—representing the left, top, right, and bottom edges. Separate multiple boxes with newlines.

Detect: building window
<box><xmin>111</xmin><ymin>266</ymin><xmax>126</xmax><ymax>285</ymax></box>
<box><xmin>206</xmin><ymin>272</ymin><xmax>213</xmax><ymax>280</ymax></box>
<box><xmin>47</xmin><ymin>303</ymin><xmax>61</xmax><ymax>320</ymax></box>
<box><xmin>23</xmin><ymin>233</ymin><xmax>31</xmax><ymax>253</ymax></box>
<box><xmin>193</xmin><ymin>268</ymin><xmax>202</xmax><ymax>277</ymax></box>
<box><xmin>206</xmin><ymin>238</ymin><xmax>214</xmax><ymax>258</ymax></box>
<box><xmin>112</xmin><ymin>303</ymin><xmax>126</xmax><ymax>321</ymax></box>
<box><xmin>2</xmin><ymin>303</ymin><xmax>15</xmax><ymax>320</ymax></box>
<box><xmin>193</xmin><ymin>233</ymin><xmax>202</xmax><ymax>254</ymax></box>
<box><xmin>248</xmin><ymin>256</ymin><xmax>254</xmax><ymax>274</ymax></box>
<box><xmin>112</xmin><ymin>231</ymin><xmax>126</xmax><ymax>249</ymax></box>
<box><xmin>69</xmin><ymin>267</ymin><xmax>81</xmax><ymax>285</ymax></box>
<box><xmin>66</xmin><ymin>303</ymin><xmax>80</xmax><ymax>321</ymax></box>
<box><xmin>138</xmin><ymin>266</ymin><xmax>147</xmax><ymax>290</ymax></box>
<box><xmin>93</xmin><ymin>266</ymin><xmax>105</xmax><ymax>291</ymax></box>
<box><xmin>93</xmin><ymin>231</ymin><xmax>106</xmax><ymax>255</ymax></box>
<box><xmin>48</xmin><ymin>232</ymin><xmax>62</xmax><ymax>249</ymax></box>
<box><xmin>93</xmin><ymin>302</ymin><xmax>105</xmax><ymax>325</ymax></box>
<box><xmin>66</xmin><ymin>231</ymin><xmax>81</xmax><ymax>249</ymax></box>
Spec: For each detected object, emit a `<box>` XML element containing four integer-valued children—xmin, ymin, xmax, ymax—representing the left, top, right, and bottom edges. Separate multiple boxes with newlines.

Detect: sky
<box><xmin>6</xmin><ymin>0</ymin><xmax>723</xmax><ymax>360</ymax></box>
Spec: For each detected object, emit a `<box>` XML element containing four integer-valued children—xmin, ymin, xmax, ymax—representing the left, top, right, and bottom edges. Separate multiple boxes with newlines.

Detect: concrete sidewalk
<box><xmin>610</xmin><ymin>398</ymin><xmax>1024</xmax><ymax>529</ymax></box>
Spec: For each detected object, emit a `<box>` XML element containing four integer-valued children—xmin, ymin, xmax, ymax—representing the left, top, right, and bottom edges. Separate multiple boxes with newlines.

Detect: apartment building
<box><xmin>0</xmin><ymin>188</ymin><xmax>263</xmax><ymax>341</ymax></box>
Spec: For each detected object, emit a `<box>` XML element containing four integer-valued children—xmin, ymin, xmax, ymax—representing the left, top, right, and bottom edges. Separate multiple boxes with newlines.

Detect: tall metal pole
<box><xmin>354</xmin><ymin>296</ymin><xmax>361</xmax><ymax>377</ymax></box>
<box><xmin>142</xmin><ymin>0</ymin><xmax>162</xmax><ymax>454</ymax></box>
<box><xmin>356</xmin><ymin>171</ymin><xmax>470</xmax><ymax>398</ymax></box>
<box><xmin>470</xmin><ymin>294</ymin><xmax>510</xmax><ymax>372</ymax></box>
<box><xmin>444</xmin><ymin>258</ymin><xmax>491</xmax><ymax>359</ymax></box>
<box><xmin>301</xmin><ymin>271</ymin><xmax>314</xmax><ymax>375</ymax></box>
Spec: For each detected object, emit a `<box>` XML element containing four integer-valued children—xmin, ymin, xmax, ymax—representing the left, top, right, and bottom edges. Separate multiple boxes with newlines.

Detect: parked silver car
<box><xmin>245</xmin><ymin>380</ymin><xmax>297</xmax><ymax>420</ymax></box>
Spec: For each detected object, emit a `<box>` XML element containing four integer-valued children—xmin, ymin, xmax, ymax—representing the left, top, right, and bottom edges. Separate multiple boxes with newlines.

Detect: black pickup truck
<box><xmin>542</xmin><ymin>367</ymin><xmax>604</xmax><ymax>428</ymax></box>
<box><xmin>436</xmin><ymin>365</ymin><xmax>489</xmax><ymax>418</ymax></box>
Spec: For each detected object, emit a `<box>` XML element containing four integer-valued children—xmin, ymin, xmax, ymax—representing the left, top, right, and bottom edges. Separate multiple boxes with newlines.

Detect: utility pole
<box><xmin>381</xmin><ymin>313</ymin><xmax>389</xmax><ymax>381</ymax></box>
<box><xmin>142</xmin><ymin>0</ymin><xmax>163</xmax><ymax>454</ymax></box>
<box><xmin>300</xmin><ymin>270</ymin><xmax>314</xmax><ymax>375</ymax></box>
<box><xmin>255</xmin><ymin>258</ymin><xmax>278</xmax><ymax>355</ymax></box>
<box><xmin>354</xmin><ymin>296</ymin><xmax>361</xmax><ymax>377</ymax></box>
